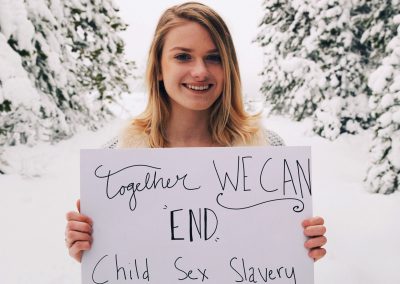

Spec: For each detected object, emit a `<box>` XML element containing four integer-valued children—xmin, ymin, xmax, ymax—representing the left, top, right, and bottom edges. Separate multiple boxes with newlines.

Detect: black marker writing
<box><xmin>170</xmin><ymin>208</ymin><xmax>219</xmax><ymax>242</ymax></box>
<box><xmin>213</xmin><ymin>156</ymin><xmax>252</xmax><ymax>192</ymax></box>
<box><xmin>94</xmin><ymin>164</ymin><xmax>201</xmax><ymax>212</ymax></box>
<box><xmin>174</xmin><ymin>256</ymin><xmax>209</xmax><ymax>281</ymax></box>
<box><xmin>229</xmin><ymin>257</ymin><xmax>297</xmax><ymax>284</ymax></box>
<box><xmin>260</xmin><ymin>158</ymin><xmax>312</xmax><ymax>197</ymax></box>
<box><xmin>216</xmin><ymin>193</ymin><xmax>304</xmax><ymax>212</ymax></box>
<box><xmin>91</xmin><ymin>254</ymin><xmax>150</xmax><ymax>283</ymax></box>
<box><xmin>296</xmin><ymin>159</ymin><xmax>312</xmax><ymax>198</ymax></box>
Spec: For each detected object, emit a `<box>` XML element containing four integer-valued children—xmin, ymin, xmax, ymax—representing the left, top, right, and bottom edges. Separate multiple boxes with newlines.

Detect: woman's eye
<box><xmin>175</xmin><ymin>53</ymin><xmax>191</xmax><ymax>61</ymax></box>
<box><xmin>206</xmin><ymin>54</ymin><xmax>221</xmax><ymax>63</ymax></box>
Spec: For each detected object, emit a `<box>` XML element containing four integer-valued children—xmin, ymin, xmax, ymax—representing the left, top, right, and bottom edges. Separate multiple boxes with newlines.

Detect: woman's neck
<box><xmin>166</xmin><ymin>107</ymin><xmax>217</xmax><ymax>147</ymax></box>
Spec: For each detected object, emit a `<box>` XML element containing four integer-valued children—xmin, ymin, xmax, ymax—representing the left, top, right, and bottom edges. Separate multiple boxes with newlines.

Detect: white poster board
<box><xmin>80</xmin><ymin>146</ymin><xmax>313</xmax><ymax>284</ymax></box>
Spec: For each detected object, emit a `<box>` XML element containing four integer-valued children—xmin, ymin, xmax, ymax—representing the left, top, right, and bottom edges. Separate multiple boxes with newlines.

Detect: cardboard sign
<box><xmin>80</xmin><ymin>146</ymin><xmax>313</xmax><ymax>284</ymax></box>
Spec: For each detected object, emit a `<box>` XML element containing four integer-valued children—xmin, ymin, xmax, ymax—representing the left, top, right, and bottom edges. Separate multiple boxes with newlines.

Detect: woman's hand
<box><xmin>302</xmin><ymin>216</ymin><xmax>327</xmax><ymax>262</ymax></box>
<box><xmin>65</xmin><ymin>199</ymin><xmax>93</xmax><ymax>262</ymax></box>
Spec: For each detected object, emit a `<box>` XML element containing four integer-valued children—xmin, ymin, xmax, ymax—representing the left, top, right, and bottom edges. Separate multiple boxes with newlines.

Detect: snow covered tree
<box><xmin>0</xmin><ymin>0</ymin><xmax>133</xmax><ymax>149</ymax></box>
<box><xmin>311</xmin><ymin>0</ymin><xmax>370</xmax><ymax>140</ymax></box>
<box><xmin>256</xmin><ymin>0</ymin><xmax>400</xmax><ymax>194</ymax></box>
<box><xmin>352</xmin><ymin>0</ymin><xmax>400</xmax><ymax>67</ymax></box>
<box><xmin>365</xmin><ymin>14</ymin><xmax>400</xmax><ymax>194</ymax></box>
<box><xmin>256</xmin><ymin>0</ymin><xmax>370</xmax><ymax>139</ymax></box>
<box><xmin>64</xmin><ymin>0</ymin><xmax>133</xmax><ymax>105</ymax></box>
<box><xmin>0</xmin><ymin>0</ymin><xmax>53</xmax><ymax>146</ymax></box>
<box><xmin>256</xmin><ymin>0</ymin><xmax>326</xmax><ymax>120</ymax></box>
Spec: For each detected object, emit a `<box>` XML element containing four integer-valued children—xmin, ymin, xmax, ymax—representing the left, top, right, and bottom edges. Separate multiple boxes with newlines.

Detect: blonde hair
<box><xmin>133</xmin><ymin>2</ymin><xmax>259</xmax><ymax>147</ymax></box>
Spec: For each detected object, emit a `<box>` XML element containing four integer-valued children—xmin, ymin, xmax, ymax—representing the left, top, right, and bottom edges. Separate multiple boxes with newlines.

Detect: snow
<box><xmin>393</xmin><ymin>109</ymin><xmax>400</xmax><ymax>123</ymax></box>
<box><xmin>388</xmin><ymin>133</ymin><xmax>400</xmax><ymax>168</ymax></box>
<box><xmin>0</xmin><ymin>0</ymin><xmax>35</xmax><ymax>51</ymax></box>
<box><xmin>325</xmin><ymin>6</ymin><xmax>342</xmax><ymax>18</ymax></box>
<box><xmin>368</xmin><ymin>65</ymin><xmax>393</xmax><ymax>93</ymax></box>
<box><xmin>377</xmin><ymin>112</ymin><xmax>393</xmax><ymax>127</ymax></box>
<box><xmin>388</xmin><ymin>36</ymin><xmax>400</xmax><ymax>53</ymax></box>
<box><xmin>0</xmin><ymin>34</ymin><xmax>40</xmax><ymax>109</ymax></box>
<box><xmin>280</xmin><ymin>57</ymin><xmax>306</xmax><ymax>73</ymax></box>
<box><xmin>393</xmin><ymin>14</ymin><xmax>400</xmax><ymax>24</ymax></box>
<box><xmin>1</xmin><ymin>93</ymin><xmax>400</xmax><ymax>284</ymax></box>
<box><xmin>329</xmin><ymin>74</ymin><xmax>339</xmax><ymax>88</ymax></box>
<box><xmin>389</xmin><ymin>75</ymin><xmax>400</xmax><ymax>92</ymax></box>
<box><xmin>381</xmin><ymin>93</ymin><xmax>394</xmax><ymax>109</ymax></box>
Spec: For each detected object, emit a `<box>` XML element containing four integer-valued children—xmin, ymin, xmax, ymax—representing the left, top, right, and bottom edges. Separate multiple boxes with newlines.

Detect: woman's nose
<box><xmin>190</xmin><ymin>59</ymin><xmax>208</xmax><ymax>80</ymax></box>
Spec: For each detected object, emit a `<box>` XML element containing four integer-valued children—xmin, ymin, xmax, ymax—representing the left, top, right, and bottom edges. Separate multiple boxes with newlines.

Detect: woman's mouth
<box><xmin>183</xmin><ymin>83</ymin><xmax>213</xmax><ymax>91</ymax></box>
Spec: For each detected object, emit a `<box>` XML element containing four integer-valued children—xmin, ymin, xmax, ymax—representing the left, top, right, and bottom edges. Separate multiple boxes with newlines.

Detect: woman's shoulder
<box><xmin>103</xmin><ymin>119</ymin><xmax>148</xmax><ymax>149</ymax></box>
<box><xmin>262</xmin><ymin>128</ymin><xmax>286</xmax><ymax>146</ymax></box>
<box><xmin>102</xmin><ymin>137</ymin><xmax>119</xmax><ymax>149</ymax></box>
<box><xmin>247</xmin><ymin>127</ymin><xmax>285</xmax><ymax>146</ymax></box>
<box><xmin>234</xmin><ymin>118</ymin><xmax>286</xmax><ymax>146</ymax></box>
<box><xmin>104</xmin><ymin>120</ymin><xmax>285</xmax><ymax>148</ymax></box>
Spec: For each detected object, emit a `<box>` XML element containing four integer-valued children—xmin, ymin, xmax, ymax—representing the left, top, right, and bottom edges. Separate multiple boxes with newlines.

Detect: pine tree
<box><xmin>352</xmin><ymin>0</ymin><xmax>400</xmax><ymax>68</ymax></box>
<box><xmin>256</xmin><ymin>0</ymin><xmax>370</xmax><ymax>139</ymax></box>
<box><xmin>0</xmin><ymin>0</ymin><xmax>53</xmax><ymax>146</ymax></box>
<box><xmin>311</xmin><ymin>0</ymin><xmax>370</xmax><ymax>140</ymax></box>
<box><xmin>364</xmin><ymin>9</ymin><xmax>400</xmax><ymax>194</ymax></box>
<box><xmin>0</xmin><ymin>0</ymin><xmax>133</xmax><ymax>148</ymax></box>
<box><xmin>64</xmin><ymin>0</ymin><xmax>133</xmax><ymax>109</ymax></box>
<box><xmin>256</xmin><ymin>0</ymin><xmax>326</xmax><ymax>120</ymax></box>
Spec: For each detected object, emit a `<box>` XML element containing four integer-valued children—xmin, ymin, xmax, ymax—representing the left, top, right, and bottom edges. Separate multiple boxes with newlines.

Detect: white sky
<box><xmin>115</xmin><ymin>0</ymin><xmax>265</xmax><ymax>98</ymax></box>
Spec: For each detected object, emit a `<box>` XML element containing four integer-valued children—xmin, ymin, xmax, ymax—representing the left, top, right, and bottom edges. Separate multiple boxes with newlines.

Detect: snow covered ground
<box><xmin>1</xmin><ymin>93</ymin><xmax>399</xmax><ymax>284</ymax></box>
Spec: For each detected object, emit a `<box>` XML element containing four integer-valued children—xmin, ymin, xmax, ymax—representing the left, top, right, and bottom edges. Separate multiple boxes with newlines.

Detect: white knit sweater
<box><xmin>104</xmin><ymin>122</ymin><xmax>285</xmax><ymax>149</ymax></box>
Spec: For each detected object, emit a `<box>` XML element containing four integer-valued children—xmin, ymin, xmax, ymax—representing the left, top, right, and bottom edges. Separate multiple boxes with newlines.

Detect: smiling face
<box><xmin>159</xmin><ymin>20</ymin><xmax>224</xmax><ymax>113</ymax></box>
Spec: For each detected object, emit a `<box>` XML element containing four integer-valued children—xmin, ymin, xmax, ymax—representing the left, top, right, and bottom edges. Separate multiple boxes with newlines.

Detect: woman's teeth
<box><xmin>185</xmin><ymin>84</ymin><xmax>211</xmax><ymax>91</ymax></box>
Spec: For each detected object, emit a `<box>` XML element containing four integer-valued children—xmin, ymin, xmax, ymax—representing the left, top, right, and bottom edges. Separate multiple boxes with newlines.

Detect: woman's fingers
<box><xmin>302</xmin><ymin>216</ymin><xmax>324</xmax><ymax>227</ymax></box>
<box><xmin>65</xmin><ymin>205</ymin><xmax>93</xmax><ymax>262</ymax></box>
<box><xmin>66</xmin><ymin>211</ymin><xmax>93</xmax><ymax>226</ymax></box>
<box><xmin>66</xmin><ymin>219</ymin><xmax>93</xmax><ymax>235</ymax></box>
<box><xmin>69</xmin><ymin>241</ymin><xmax>91</xmax><ymax>263</ymax></box>
<box><xmin>308</xmin><ymin>248</ymin><xmax>327</xmax><ymax>262</ymax></box>
<box><xmin>304</xmin><ymin>225</ymin><xmax>326</xmax><ymax>237</ymax></box>
<box><xmin>65</xmin><ymin>230</ymin><xmax>93</xmax><ymax>248</ymax></box>
<box><xmin>304</xmin><ymin>236</ymin><xmax>327</xmax><ymax>249</ymax></box>
<box><xmin>302</xmin><ymin>216</ymin><xmax>327</xmax><ymax>261</ymax></box>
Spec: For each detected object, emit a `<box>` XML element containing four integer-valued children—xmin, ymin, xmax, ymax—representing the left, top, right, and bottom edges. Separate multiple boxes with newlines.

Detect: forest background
<box><xmin>0</xmin><ymin>0</ymin><xmax>399</xmax><ymax>283</ymax></box>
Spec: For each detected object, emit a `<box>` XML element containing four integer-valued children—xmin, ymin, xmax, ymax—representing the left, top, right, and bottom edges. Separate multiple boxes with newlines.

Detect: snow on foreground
<box><xmin>1</xmin><ymin>103</ymin><xmax>399</xmax><ymax>283</ymax></box>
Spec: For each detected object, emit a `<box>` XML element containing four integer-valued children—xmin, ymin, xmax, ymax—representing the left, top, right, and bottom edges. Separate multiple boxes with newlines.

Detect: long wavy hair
<box><xmin>133</xmin><ymin>2</ymin><xmax>259</xmax><ymax>147</ymax></box>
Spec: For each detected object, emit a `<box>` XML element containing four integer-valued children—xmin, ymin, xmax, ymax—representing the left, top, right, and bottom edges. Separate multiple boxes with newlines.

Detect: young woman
<box><xmin>65</xmin><ymin>1</ymin><xmax>327</xmax><ymax>263</ymax></box>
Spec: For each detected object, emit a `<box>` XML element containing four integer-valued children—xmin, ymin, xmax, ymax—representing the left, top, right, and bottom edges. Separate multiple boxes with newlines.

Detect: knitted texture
<box><xmin>103</xmin><ymin>129</ymin><xmax>285</xmax><ymax>149</ymax></box>
<box><xmin>264</xmin><ymin>129</ymin><xmax>285</xmax><ymax>146</ymax></box>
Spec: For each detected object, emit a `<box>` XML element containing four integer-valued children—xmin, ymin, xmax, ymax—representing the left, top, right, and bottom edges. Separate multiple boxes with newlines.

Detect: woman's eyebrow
<box><xmin>169</xmin><ymin>47</ymin><xmax>219</xmax><ymax>53</ymax></box>
<box><xmin>169</xmin><ymin>47</ymin><xmax>192</xmax><ymax>52</ymax></box>
<box><xmin>207</xmin><ymin>49</ymin><xmax>219</xmax><ymax>53</ymax></box>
